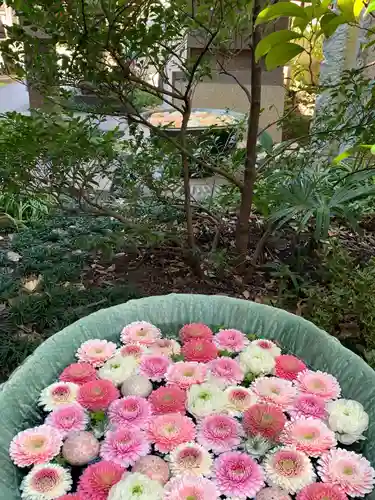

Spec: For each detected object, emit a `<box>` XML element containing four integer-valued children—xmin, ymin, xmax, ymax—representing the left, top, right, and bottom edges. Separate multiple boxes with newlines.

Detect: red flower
<box><xmin>179</xmin><ymin>323</ymin><xmax>213</xmax><ymax>344</ymax></box>
<box><xmin>78</xmin><ymin>379</ymin><xmax>119</xmax><ymax>411</ymax></box>
<box><xmin>59</xmin><ymin>363</ymin><xmax>97</xmax><ymax>385</ymax></box>
<box><xmin>275</xmin><ymin>355</ymin><xmax>307</xmax><ymax>381</ymax></box>
<box><xmin>182</xmin><ymin>339</ymin><xmax>218</xmax><ymax>363</ymax></box>
<box><xmin>243</xmin><ymin>403</ymin><xmax>286</xmax><ymax>441</ymax></box>
<box><xmin>149</xmin><ymin>386</ymin><xmax>186</xmax><ymax>414</ymax></box>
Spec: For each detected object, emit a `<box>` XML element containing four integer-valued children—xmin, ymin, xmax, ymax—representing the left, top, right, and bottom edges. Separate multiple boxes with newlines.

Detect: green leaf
<box><xmin>333</xmin><ymin>149</ymin><xmax>352</xmax><ymax>164</ymax></box>
<box><xmin>255</xmin><ymin>29</ymin><xmax>301</xmax><ymax>61</ymax></box>
<box><xmin>371</xmin><ymin>145</ymin><xmax>375</xmax><ymax>155</ymax></box>
<box><xmin>320</xmin><ymin>12</ymin><xmax>348</xmax><ymax>37</ymax></box>
<box><xmin>258</xmin><ymin>130</ymin><xmax>274</xmax><ymax>153</ymax></box>
<box><xmin>338</xmin><ymin>0</ymin><xmax>356</xmax><ymax>19</ymax></box>
<box><xmin>366</xmin><ymin>0</ymin><xmax>375</xmax><ymax>14</ymax></box>
<box><xmin>256</xmin><ymin>2</ymin><xmax>308</xmax><ymax>26</ymax></box>
<box><xmin>265</xmin><ymin>43</ymin><xmax>304</xmax><ymax>70</ymax></box>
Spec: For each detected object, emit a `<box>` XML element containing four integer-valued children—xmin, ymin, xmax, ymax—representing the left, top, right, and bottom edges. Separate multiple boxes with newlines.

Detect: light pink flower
<box><xmin>169</xmin><ymin>442</ymin><xmax>213</xmax><ymax>477</ymax></box>
<box><xmin>108</xmin><ymin>396</ymin><xmax>152</xmax><ymax>428</ymax></box>
<box><xmin>39</xmin><ymin>381</ymin><xmax>79</xmax><ymax>411</ymax></box>
<box><xmin>317</xmin><ymin>449</ymin><xmax>375</xmax><ymax>497</ymax></box>
<box><xmin>289</xmin><ymin>394</ymin><xmax>327</xmax><ymax>420</ymax></box>
<box><xmin>214</xmin><ymin>328</ymin><xmax>249</xmax><ymax>353</ymax></box>
<box><xmin>197</xmin><ymin>414</ymin><xmax>243</xmax><ymax>453</ymax></box>
<box><xmin>119</xmin><ymin>343</ymin><xmax>147</xmax><ymax>360</ymax></box>
<box><xmin>281</xmin><ymin>417</ymin><xmax>337</xmax><ymax>457</ymax></box>
<box><xmin>139</xmin><ymin>354</ymin><xmax>171</xmax><ymax>382</ymax></box>
<box><xmin>133</xmin><ymin>456</ymin><xmax>170</xmax><ymax>485</ymax></box>
<box><xmin>121</xmin><ymin>321</ymin><xmax>161</xmax><ymax>346</ymax></box>
<box><xmin>215</xmin><ymin>451</ymin><xmax>265</xmax><ymax>498</ymax></box>
<box><xmin>224</xmin><ymin>386</ymin><xmax>258</xmax><ymax>415</ymax></box>
<box><xmin>164</xmin><ymin>475</ymin><xmax>219</xmax><ymax>500</ymax></box>
<box><xmin>257</xmin><ymin>486</ymin><xmax>292</xmax><ymax>500</ymax></box>
<box><xmin>147</xmin><ymin>413</ymin><xmax>196</xmax><ymax>453</ymax></box>
<box><xmin>9</xmin><ymin>424</ymin><xmax>62</xmax><ymax>467</ymax></box>
<box><xmin>166</xmin><ymin>361</ymin><xmax>207</xmax><ymax>390</ymax></box>
<box><xmin>76</xmin><ymin>339</ymin><xmax>117</xmax><ymax>367</ymax></box>
<box><xmin>208</xmin><ymin>357</ymin><xmax>244</xmax><ymax>387</ymax></box>
<box><xmin>179</xmin><ymin>323</ymin><xmax>213</xmax><ymax>344</ymax></box>
<box><xmin>297</xmin><ymin>483</ymin><xmax>348</xmax><ymax>500</ymax></box>
<box><xmin>148</xmin><ymin>338</ymin><xmax>181</xmax><ymax>357</ymax></box>
<box><xmin>45</xmin><ymin>403</ymin><xmax>88</xmax><ymax>437</ymax></box>
<box><xmin>251</xmin><ymin>339</ymin><xmax>281</xmax><ymax>357</ymax></box>
<box><xmin>21</xmin><ymin>463</ymin><xmax>72</xmax><ymax>499</ymax></box>
<box><xmin>100</xmin><ymin>427</ymin><xmax>150</xmax><ymax>467</ymax></box>
<box><xmin>296</xmin><ymin>370</ymin><xmax>341</xmax><ymax>401</ymax></box>
<box><xmin>78</xmin><ymin>460</ymin><xmax>125</xmax><ymax>500</ymax></box>
<box><xmin>62</xmin><ymin>431</ymin><xmax>100</xmax><ymax>466</ymax></box>
<box><xmin>251</xmin><ymin>376</ymin><xmax>298</xmax><ymax>410</ymax></box>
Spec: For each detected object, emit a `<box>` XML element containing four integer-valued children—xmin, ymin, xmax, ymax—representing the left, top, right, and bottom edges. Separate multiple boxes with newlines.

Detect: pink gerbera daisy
<box><xmin>21</xmin><ymin>463</ymin><xmax>72</xmax><ymax>499</ymax></box>
<box><xmin>139</xmin><ymin>354</ymin><xmax>171</xmax><ymax>382</ymax></box>
<box><xmin>78</xmin><ymin>460</ymin><xmax>125</xmax><ymax>500</ymax></box>
<box><xmin>251</xmin><ymin>377</ymin><xmax>298</xmax><ymax>410</ymax></box>
<box><xmin>166</xmin><ymin>361</ymin><xmax>207</xmax><ymax>390</ymax></box>
<box><xmin>147</xmin><ymin>413</ymin><xmax>196</xmax><ymax>453</ymax></box>
<box><xmin>45</xmin><ymin>403</ymin><xmax>88</xmax><ymax>437</ymax></box>
<box><xmin>297</xmin><ymin>483</ymin><xmax>348</xmax><ymax>500</ymax></box>
<box><xmin>148</xmin><ymin>338</ymin><xmax>181</xmax><ymax>357</ymax></box>
<box><xmin>133</xmin><ymin>456</ymin><xmax>170</xmax><ymax>485</ymax></box>
<box><xmin>243</xmin><ymin>403</ymin><xmax>286</xmax><ymax>441</ymax></box>
<box><xmin>179</xmin><ymin>323</ymin><xmax>214</xmax><ymax>344</ymax></box>
<box><xmin>289</xmin><ymin>394</ymin><xmax>327</xmax><ymax>420</ymax></box>
<box><xmin>275</xmin><ymin>355</ymin><xmax>307</xmax><ymax>381</ymax></box>
<box><xmin>57</xmin><ymin>494</ymin><xmax>84</xmax><ymax>500</ymax></box>
<box><xmin>76</xmin><ymin>339</ymin><xmax>117</xmax><ymax>367</ymax></box>
<box><xmin>149</xmin><ymin>386</ymin><xmax>186</xmax><ymax>414</ymax></box>
<box><xmin>170</xmin><ymin>442</ymin><xmax>213</xmax><ymax>477</ymax></box>
<box><xmin>317</xmin><ymin>449</ymin><xmax>375</xmax><ymax>497</ymax></box>
<box><xmin>215</xmin><ymin>451</ymin><xmax>265</xmax><ymax>498</ymax></box>
<box><xmin>59</xmin><ymin>362</ymin><xmax>97</xmax><ymax>385</ymax></box>
<box><xmin>208</xmin><ymin>357</ymin><xmax>244</xmax><ymax>387</ymax></box>
<box><xmin>224</xmin><ymin>386</ymin><xmax>258</xmax><ymax>415</ymax></box>
<box><xmin>257</xmin><ymin>486</ymin><xmax>292</xmax><ymax>500</ymax></box>
<box><xmin>121</xmin><ymin>321</ymin><xmax>161</xmax><ymax>346</ymax></box>
<box><xmin>296</xmin><ymin>370</ymin><xmax>341</xmax><ymax>401</ymax></box>
<box><xmin>119</xmin><ymin>343</ymin><xmax>147</xmax><ymax>360</ymax></box>
<box><xmin>182</xmin><ymin>339</ymin><xmax>218</xmax><ymax>363</ymax></box>
<box><xmin>108</xmin><ymin>396</ymin><xmax>152</xmax><ymax>428</ymax></box>
<box><xmin>164</xmin><ymin>475</ymin><xmax>219</xmax><ymax>500</ymax></box>
<box><xmin>281</xmin><ymin>417</ymin><xmax>337</xmax><ymax>457</ymax></box>
<box><xmin>197</xmin><ymin>414</ymin><xmax>243</xmax><ymax>453</ymax></box>
<box><xmin>39</xmin><ymin>382</ymin><xmax>79</xmax><ymax>412</ymax></box>
<box><xmin>78</xmin><ymin>379</ymin><xmax>119</xmax><ymax>411</ymax></box>
<box><xmin>100</xmin><ymin>427</ymin><xmax>150</xmax><ymax>467</ymax></box>
<box><xmin>9</xmin><ymin>424</ymin><xmax>63</xmax><ymax>467</ymax></box>
<box><xmin>251</xmin><ymin>339</ymin><xmax>281</xmax><ymax>357</ymax></box>
<box><xmin>214</xmin><ymin>328</ymin><xmax>249</xmax><ymax>353</ymax></box>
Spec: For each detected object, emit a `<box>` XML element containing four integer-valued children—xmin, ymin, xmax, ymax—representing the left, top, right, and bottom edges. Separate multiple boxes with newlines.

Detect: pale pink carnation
<box><xmin>119</xmin><ymin>343</ymin><xmax>147</xmax><ymax>360</ymax></box>
<box><xmin>59</xmin><ymin>362</ymin><xmax>97</xmax><ymax>385</ymax></box>
<box><xmin>9</xmin><ymin>424</ymin><xmax>62</xmax><ymax>467</ymax></box>
<box><xmin>251</xmin><ymin>339</ymin><xmax>281</xmax><ymax>357</ymax></box>
<box><xmin>45</xmin><ymin>403</ymin><xmax>88</xmax><ymax>437</ymax></box>
<box><xmin>317</xmin><ymin>449</ymin><xmax>375</xmax><ymax>497</ymax></box>
<box><xmin>76</xmin><ymin>339</ymin><xmax>117</xmax><ymax>367</ymax></box>
<box><xmin>296</xmin><ymin>370</ymin><xmax>341</xmax><ymax>401</ymax></box>
<box><xmin>78</xmin><ymin>460</ymin><xmax>125</xmax><ymax>500</ymax></box>
<box><xmin>147</xmin><ymin>413</ymin><xmax>196</xmax><ymax>453</ymax></box>
<box><xmin>215</xmin><ymin>451</ymin><xmax>265</xmax><ymax>498</ymax></box>
<box><xmin>214</xmin><ymin>328</ymin><xmax>249</xmax><ymax>353</ymax></box>
<box><xmin>148</xmin><ymin>338</ymin><xmax>181</xmax><ymax>357</ymax></box>
<box><xmin>251</xmin><ymin>376</ymin><xmax>298</xmax><ymax>410</ymax></box>
<box><xmin>257</xmin><ymin>486</ymin><xmax>292</xmax><ymax>500</ymax></box>
<box><xmin>297</xmin><ymin>483</ymin><xmax>348</xmax><ymax>500</ymax></box>
<box><xmin>197</xmin><ymin>414</ymin><xmax>243</xmax><ymax>453</ymax></box>
<box><xmin>208</xmin><ymin>357</ymin><xmax>244</xmax><ymax>387</ymax></box>
<box><xmin>100</xmin><ymin>427</ymin><xmax>150</xmax><ymax>467</ymax></box>
<box><xmin>133</xmin><ymin>456</ymin><xmax>170</xmax><ymax>485</ymax></box>
<box><xmin>164</xmin><ymin>475</ymin><xmax>219</xmax><ymax>500</ymax></box>
<box><xmin>121</xmin><ymin>321</ymin><xmax>161</xmax><ymax>345</ymax></box>
<box><xmin>281</xmin><ymin>417</ymin><xmax>337</xmax><ymax>457</ymax></box>
<box><xmin>108</xmin><ymin>396</ymin><xmax>152</xmax><ymax>429</ymax></box>
<box><xmin>289</xmin><ymin>394</ymin><xmax>327</xmax><ymax>420</ymax></box>
<box><xmin>179</xmin><ymin>323</ymin><xmax>214</xmax><ymax>343</ymax></box>
<box><xmin>166</xmin><ymin>361</ymin><xmax>207</xmax><ymax>390</ymax></box>
<box><xmin>139</xmin><ymin>354</ymin><xmax>171</xmax><ymax>382</ymax></box>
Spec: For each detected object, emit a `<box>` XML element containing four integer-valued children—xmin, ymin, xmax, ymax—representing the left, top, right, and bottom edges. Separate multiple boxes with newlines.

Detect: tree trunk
<box><xmin>235</xmin><ymin>2</ymin><xmax>263</xmax><ymax>257</ymax></box>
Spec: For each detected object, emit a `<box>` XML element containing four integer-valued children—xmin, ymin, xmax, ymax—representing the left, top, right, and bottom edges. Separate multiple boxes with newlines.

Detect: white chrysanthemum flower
<box><xmin>108</xmin><ymin>472</ymin><xmax>164</xmax><ymax>500</ymax></box>
<box><xmin>224</xmin><ymin>385</ymin><xmax>258</xmax><ymax>416</ymax></box>
<box><xmin>243</xmin><ymin>435</ymin><xmax>275</xmax><ymax>458</ymax></box>
<box><xmin>238</xmin><ymin>345</ymin><xmax>275</xmax><ymax>375</ymax></box>
<box><xmin>39</xmin><ymin>382</ymin><xmax>79</xmax><ymax>412</ymax></box>
<box><xmin>98</xmin><ymin>354</ymin><xmax>138</xmax><ymax>386</ymax></box>
<box><xmin>20</xmin><ymin>463</ymin><xmax>72</xmax><ymax>499</ymax></box>
<box><xmin>263</xmin><ymin>447</ymin><xmax>315</xmax><ymax>494</ymax></box>
<box><xmin>251</xmin><ymin>339</ymin><xmax>281</xmax><ymax>358</ymax></box>
<box><xmin>169</xmin><ymin>442</ymin><xmax>213</xmax><ymax>477</ymax></box>
<box><xmin>187</xmin><ymin>383</ymin><xmax>226</xmax><ymax>418</ymax></box>
<box><xmin>327</xmin><ymin>399</ymin><xmax>369</xmax><ymax>445</ymax></box>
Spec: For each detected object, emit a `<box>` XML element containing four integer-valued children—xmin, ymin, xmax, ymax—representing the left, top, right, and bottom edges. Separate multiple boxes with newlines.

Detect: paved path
<box><xmin>0</xmin><ymin>82</ymin><xmax>29</xmax><ymax>113</ymax></box>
